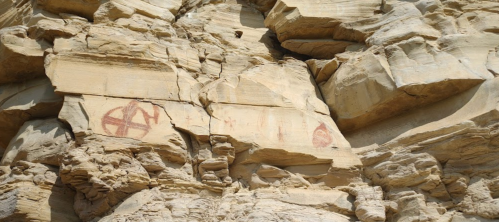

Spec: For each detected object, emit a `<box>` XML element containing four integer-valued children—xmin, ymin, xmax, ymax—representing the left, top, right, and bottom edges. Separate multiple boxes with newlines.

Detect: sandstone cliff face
<box><xmin>0</xmin><ymin>0</ymin><xmax>498</xmax><ymax>221</ymax></box>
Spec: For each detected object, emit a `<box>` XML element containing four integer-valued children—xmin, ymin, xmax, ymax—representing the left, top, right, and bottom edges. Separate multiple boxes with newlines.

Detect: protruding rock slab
<box><xmin>208</xmin><ymin>103</ymin><xmax>359</xmax><ymax>167</ymax></box>
<box><xmin>0</xmin><ymin>26</ymin><xmax>51</xmax><ymax>84</ymax></box>
<box><xmin>306</xmin><ymin>58</ymin><xmax>340</xmax><ymax>84</ymax></box>
<box><xmin>321</xmin><ymin>40</ymin><xmax>488</xmax><ymax>132</ymax></box>
<box><xmin>1</xmin><ymin>118</ymin><xmax>72</xmax><ymax>167</ymax></box>
<box><xmin>60</xmin><ymin>95</ymin><xmax>188</xmax><ymax>158</ymax></box>
<box><xmin>110</xmin><ymin>0</ymin><xmax>176</xmax><ymax>21</ymax></box>
<box><xmin>97</xmin><ymin>188</ymin><xmax>356</xmax><ymax>221</ymax></box>
<box><xmin>60</xmin><ymin>146</ymin><xmax>151</xmax><ymax>221</ymax></box>
<box><xmin>264</xmin><ymin>0</ymin><xmax>381</xmax><ymax>42</ymax></box>
<box><xmin>439</xmin><ymin>33</ymin><xmax>499</xmax><ymax>79</ymax></box>
<box><xmin>45</xmin><ymin>53</ymin><xmax>180</xmax><ymax>101</ymax></box>
<box><xmin>0</xmin><ymin>77</ymin><xmax>62</xmax><ymax>155</ymax></box>
<box><xmin>0</xmin><ymin>161</ymin><xmax>79</xmax><ymax>222</ymax></box>
<box><xmin>281</xmin><ymin>39</ymin><xmax>356</xmax><ymax>59</ymax></box>
<box><xmin>0</xmin><ymin>0</ymin><xmax>33</xmax><ymax>29</ymax></box>
<box><xmin>37</xmin><ymin>0</ymin><xmax>105</xmax><ymax>20</ymax></box>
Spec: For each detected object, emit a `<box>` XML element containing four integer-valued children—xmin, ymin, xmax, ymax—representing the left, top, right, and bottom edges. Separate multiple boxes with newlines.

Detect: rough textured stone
<box><xmin>45</xmin><ymin>54</ymin><xmax>181</xmax><ymax>101</ymax></box>
<box><xmin>264</xmin><ymin>0</ymin><xmax>381</xmax><ymax>42</ymax></box>
<box><xmin>0</xmin><ymin>161</ymin><xmax>79</xmax><ymax>222</ymax></box>
<box><xmin>321</xmin><ymin>42</ymin><xmax>487</xmax><ymax>132</ymax></box>
<box><xmin>0</xmin><ymin>77</ymin><xmax>62</xmax><ymax>156</ymax></box>
<box><xmin>0</xmin><ymin>26</ymin><xmax>50</xmax><ymax>84</ymax></box>
<box><xmin>0</xmin><ymin>0</ymin><xmax>499</xmax><ymax>221</ymax></box>
<box><xmin>1</xmin><ymin>118</ymin><xmax>72</xmax><ymax>167</ymax></box>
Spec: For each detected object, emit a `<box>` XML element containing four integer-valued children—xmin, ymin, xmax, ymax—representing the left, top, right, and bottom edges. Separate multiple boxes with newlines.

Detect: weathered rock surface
<box><xmin>0</xmin><ymin>77</ymin><xmax>62</xmax><ymax>156</ymax></box>
<box><xmin>0</xmin><ymin>26</ymin><xmax>50</xmax><ymax>84</ymax></box>
<box><xmin>321</xmin><ymin>39</ymin><xmax>489</xmax><ymax>132</ymax></box>
<box><xmin>0</xmin><ymin>161</ymin><xmax>79</xmax><ymax>222</ymax></box>
<box><xmin>0</xmin><ymin>0</ymin><xmax>32</xmax><ymax>29</ymax></box>
<box><xmin>45</xmin><ymin>54</ymin><xmax>181</xmax><ymax>101</ymax></box>
<box><xmin>98</xmin><ymin>188</ymin><xmax>356</xmax><ymax>222</ymax></box>
<box><xmin>265</xmin><ymin>0</ymin><xmax>381</xmax><ymax>42</ymax></box>
<box><xmin>1</xmin><ymin>118</ymin><xmax>72</xmax><ymax>167</ymax></box>
<box><xmin>0</xmin><ymin>0</ymin><xmax>499</xmax><ymax>221</ymax></box>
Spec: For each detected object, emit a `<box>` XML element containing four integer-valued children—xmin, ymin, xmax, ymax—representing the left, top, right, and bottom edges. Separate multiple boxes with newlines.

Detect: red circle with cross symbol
<box><xmin>101</xmin><ymin>101</ymin><xmax>160</xmax><ymax>139</ymax></box>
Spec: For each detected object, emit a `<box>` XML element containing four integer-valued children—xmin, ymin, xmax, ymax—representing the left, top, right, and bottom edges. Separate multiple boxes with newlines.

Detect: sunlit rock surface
<box><xmin>0</xmin><ymin>0</ymin><xmax>498</xmax><ymax>221</ymax></box>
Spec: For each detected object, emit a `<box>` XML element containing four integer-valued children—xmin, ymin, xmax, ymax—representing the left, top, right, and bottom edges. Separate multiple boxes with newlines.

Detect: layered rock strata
<box><xmin>0</xmin><ymin>0</ymin><xmax>498</xmax><ymax>221</ymax></box>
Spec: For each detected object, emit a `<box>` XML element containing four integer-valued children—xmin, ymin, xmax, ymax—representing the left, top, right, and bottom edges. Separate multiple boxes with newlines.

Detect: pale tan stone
<box><xmin>60</xmin><ymin>146</ymin><xmax>151</xmax><ymax>220</ymax></box>
<box><xmin>386</xmin><ymin>37</ymin><xmax>487</xmax><ymax>95</ymax></box>
<box><xmin>99</xmin><ymin>187</ymin><xmax>356</xmax><ymax>221</ymax></box>
<box><xmin>265</xmin><ymin>0</ymin><xmax>381</xmax><ymax>42</ymax></box>
<box><xmin>1</xmin><ymin>0</ymin><xmax>499</xmax><ymax>221</ymax></box>
<box><xmin>36</xmin><ymin>0</ymin><xmax>104</xmax><ymax>20</ymax></box>
<box><xmin>488</xmin><ymin>47</ymin><xmax>499</xmax><ymax>76</ymax></box>
<box><xmin>347</xmin><ymin>77</ymin><xmax>499</xmax><ymax>151</ymax></box>
<box><xmin>93</xmin><ymin>1</ymin><xmax>134</xmax><ymax>23</ymax></box>
<box><xmin>85</xmin><ymin>24</ymin><xmax>172</xmax><ymax>57</ymax></box>
<box><xmin>342</xmin><ymin>185</ymin><xmax>386</xmax><ymax>222</ymax></box>
<box><xmin>321</xmin><ymin>41</ymin><xmax>486</xmax><ymax>132</ymax></box>
<box><xmin>348</xmin><ymin>77</ymin><xmax>499</xmax><ymax>219</ymax></box>
<box><xmin>281</xmin><ymin>39</ymin><xmax>356</xmax><ymax>59</ymax></box>
<box><xmin>111</xmin><ymin>0</ymin><xmax>175</xmax><ymax>22</ymax></box>
<box><xmin>439</xmin><ymin>33</ymin><xmax>499</xmax><ymax>79</ymax></box>
<box><xmin>306</xmin><ymin>58</ymin><xmax>340</xmax><ymax>84</ymax></box>
<box><xmin>62</xmin><ymin>95</ymin><xmax>188</xmax><ymax>157</ymax></box>
<box><xmin>0</xmin><ymin>26</ymin><xmax>51</xmax><ymax>84</ymax></box>
<box><xmin>247</xmin><ymin>0</ymin><xmax>277</xmax><ymax>14</ymax></box>
<box><xmin>458</xmin><ymin>178</ymin><xmax>499</xmax><ymax>219</ymax></box>
<box><xmin>176</xmin><ymin>2</ymin><xmax>279</xmax><ymax>61</ymax></box>
<box><xmin>364</xmin><ymin>3</ymin><xmax>441</xmax><ymax>46</ymax></box>
<box><xmin>201</xmin><ymin>59</ymin><xmax>222</xmax><ymax>79</ymax></box>
<box><xmin>209</xmin><ymin>103</ymin><xmax>358</xmax><ymax>167</ymax></box>
<box><xmin>167</xmin><ymin>46</ymin><xmax>202</xmax><ymax>72</ymax></box>
<box><xmin>27</xmin><ymin>18</ymin><xmax>79</xmax><ymax>42</ymax></box>
<box><xmin>159</xmin><ymin>101</ymin><xmax>210</xmax><ymax>142</ymax></box>
<box><xmin>0</xmin><ymin>0</ymin><xmax>33</xmax><ymax>29</ymax></box>
<box><xmin>1</xmin><ymin>118</ymin><xmax>72</xmax><ymax>167</ymax></box>
<box><xmin>0</xmin><ymin>161</ymin><xmax>79</xmax><ymax>222</ymax></box>
<box><xmin>391</xmin><ymin>193</ymin><xmax>441</xmax><ymax>221</ymax></box>
<box><xmin>45</xmin><ymin>53</ymin><xmax>180</xmax><ymax>101</ymax></box>
<box><xmin>201</xmin><ymin>59</ymin><xmax>329</xmax><ymax>114</ymax></box>
<box><xmin>0</xmin><ymin>77</ymin><xmax>62</xmax><ymax>155</ymax></box>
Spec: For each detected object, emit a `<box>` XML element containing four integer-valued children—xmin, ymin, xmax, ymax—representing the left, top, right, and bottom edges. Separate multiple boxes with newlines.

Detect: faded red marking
<box><xmin>312</xmin><ymin>122</ymin><xmax>333</xmax><ymax>148</ymax></box>
<box><xmin>278</xmin><ymin>125</ymin><xmax>284</xmax><ymax>142</ymax></box>
<box><xmin>224</xmin><ymin>117</ymin><xmax>236</xmax><ymax>129</ymax></box>
<box><xmin>101</xmin><ymin>101</ymin><xmax>160</xmax><ymax>139</ymax></box>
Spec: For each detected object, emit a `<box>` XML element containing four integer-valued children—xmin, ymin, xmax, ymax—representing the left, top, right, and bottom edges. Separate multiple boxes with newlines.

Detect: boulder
<box><xmin>264</xmin><ymin>0</ymin><xmax>381</xmax><ymax>42</ymax></box>
<box><xmin>0</xmin><ymin>77</ymin><xmax>62</xmax><ymax>155</ymax></box>
<box><xmin>1</xmin><ymin>118</ymin><xmax>72</xmax><ymax>167</ymax></box>
<box><xmin>0</xmin><ymin>26</ymin><xmax>51</xmax><ymax>84</ymax></box>
<box><xmin>36</xmin><ymin>0</ymin><xmax>105</xmax><ymax>21</ymax></box>
<box><xmin>321</xmin><ymin>39</ymin><xmax>487</xmax><ymax>132</ymax></box>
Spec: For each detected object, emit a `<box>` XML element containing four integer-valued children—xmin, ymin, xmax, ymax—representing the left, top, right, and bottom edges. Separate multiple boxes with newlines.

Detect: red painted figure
<box><xmin>312</xmin><ymin>122</ymin><xmax>333</xmax><ymax>148</ymax></box>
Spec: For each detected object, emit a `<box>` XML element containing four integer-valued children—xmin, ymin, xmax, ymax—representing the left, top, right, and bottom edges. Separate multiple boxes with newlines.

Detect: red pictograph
<box><xmin>101</xmin><ymin>101</ymin><xmax>160</xmax><ymax>139</ymax></box>
<box><xmin>312</xmin><ymin>122</ymin><xmax>333</xmax><ymax>148</ymax></box>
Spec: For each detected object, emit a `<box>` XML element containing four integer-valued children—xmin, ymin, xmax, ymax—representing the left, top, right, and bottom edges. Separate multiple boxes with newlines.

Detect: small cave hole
<box><xmin>235</xmin><ymin>30</ymin><xmax>243</xmax><ymax>38</ymax></box>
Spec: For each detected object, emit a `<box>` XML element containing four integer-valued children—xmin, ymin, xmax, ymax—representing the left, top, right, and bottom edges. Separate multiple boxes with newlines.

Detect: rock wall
<box><xmin>0</xmin><ymin>0</ymin><xmax>498</xmax><ymax>221</ymax></box>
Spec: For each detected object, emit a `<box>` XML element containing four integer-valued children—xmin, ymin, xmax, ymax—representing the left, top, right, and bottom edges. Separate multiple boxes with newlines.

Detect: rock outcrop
<box><xmin>0</xmin><ymin>0</ymin><xmax>498</xmax><ymax>221</ymax></box>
